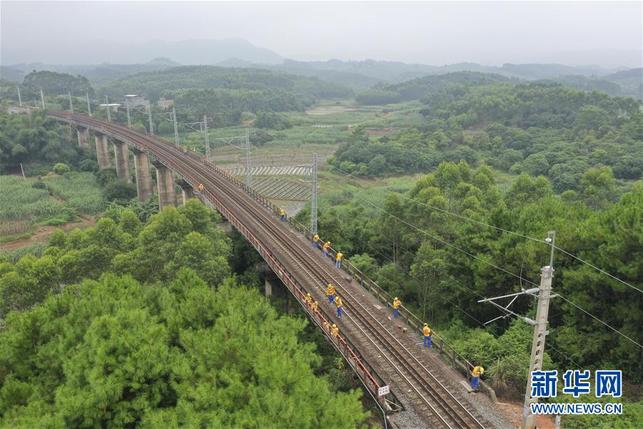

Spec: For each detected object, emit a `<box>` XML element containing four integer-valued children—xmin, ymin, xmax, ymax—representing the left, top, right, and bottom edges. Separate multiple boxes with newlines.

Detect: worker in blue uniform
<box><xmin>335</xmin><ymin>296</ymin><xmax>344</xmax><ymax>318</ymax></box>
<box><xmin>326</xmin><ymin>283</ymin><xmax>336</xmax><ymax>303</ymax></box>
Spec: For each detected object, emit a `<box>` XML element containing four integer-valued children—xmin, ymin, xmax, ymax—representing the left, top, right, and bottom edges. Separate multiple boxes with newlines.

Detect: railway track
<box><xmin>51</xmin><ymin>113</ymin><xmax>491</xmax><ymax>429</ymax></box>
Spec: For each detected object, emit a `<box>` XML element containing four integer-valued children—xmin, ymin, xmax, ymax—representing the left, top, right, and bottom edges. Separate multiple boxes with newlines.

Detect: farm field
<box><xmin>0</xmin><ymin>172</ymin><xmax>104</xmax><ymax>244</ymax></box>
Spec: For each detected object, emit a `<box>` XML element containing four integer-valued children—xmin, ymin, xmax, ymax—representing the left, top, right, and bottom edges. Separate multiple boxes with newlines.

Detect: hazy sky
<box><xmin>2</xmin><ymin>1</ymin><xmax>642</xmax><ymax>67</ymax></box>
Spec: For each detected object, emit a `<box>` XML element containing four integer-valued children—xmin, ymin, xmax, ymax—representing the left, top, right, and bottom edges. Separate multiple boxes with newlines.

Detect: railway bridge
<box><xmin>50</xmin><ymin>112</ymin><xmax>502</xmax><ymax>429</ymax></box>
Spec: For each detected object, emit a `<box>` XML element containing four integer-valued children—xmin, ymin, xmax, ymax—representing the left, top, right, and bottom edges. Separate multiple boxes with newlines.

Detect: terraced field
<box><xmin>226</xmin><ymin>165</ymin><xmax>312</xmax><ymax>177</ymax></box>
<box><xmin>247</xmin><ymin>176</ymin><xmax>312</xmax><ymax>201</ymax></box>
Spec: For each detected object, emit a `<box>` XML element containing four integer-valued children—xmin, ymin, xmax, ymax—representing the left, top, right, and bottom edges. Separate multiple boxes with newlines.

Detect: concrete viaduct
<box><xmin>74</xmin><ymin>123</ymin><xmax>193</xmax><ymax>208</ymax></box>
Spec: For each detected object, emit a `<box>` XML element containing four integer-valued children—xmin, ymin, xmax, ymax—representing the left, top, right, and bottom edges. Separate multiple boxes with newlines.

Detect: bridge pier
<box><xmin>177</xmin><ymin>179</ymin><xmax>194</xmax><ymax>205</ymax></box>
<box><xmin>95</xmin><ymin>134</ymin><xmax>111</xmax><ymax>170</ymax></box>
<box><xmin>132</xmin><ymin>148</ymin><xmax>153</xmax><ymax>201</ymax></box>
<box><xmin>153</xmin><ymin>161</ymin><xmax>176</xmax><ymax>209</ymax></box>
<box><xmin>113</xmin><ymin>141</ymin><xmax>131</xmax><ymax>182</ymax></box>
<box><xmin>76</xmin><ymin>126</ymin><xmax>90</xmax><ymax>147</ymax></box>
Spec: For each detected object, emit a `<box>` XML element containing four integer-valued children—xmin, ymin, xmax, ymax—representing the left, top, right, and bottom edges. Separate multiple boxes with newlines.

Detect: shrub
<box><xmin>53</xmin><ymin>163</ymin><xmax>71</xmax><ymax>175</ymax></box>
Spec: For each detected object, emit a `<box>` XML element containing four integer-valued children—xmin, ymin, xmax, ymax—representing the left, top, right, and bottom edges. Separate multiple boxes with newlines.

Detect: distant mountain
<box><xmin>211</xmin><ymin>58</ymin><xmax>628</xmax><ymax>90</ymax></box>
<box><xmin>3</xmin><ymin>58</ymin><xmax>181</xmax><ymax>86</ymax></box>
<box><xmin>3</xmin><ymin>38</ymin><xmax>282</xmax><ymax>69</ymax></box>
<box><xmin>355</xmin><ymin>71</ymin><xmax>512</xmax><ymax>104</ymax></box>
<box><xmin>137</xmin><ymin>39</ymin><xmax>282</xmax><ymax>65</ymax></box>
<box><xmin>602</xmin><ymin>68</ymin><xmax>643</xmax><ymax>100</ymax></box>
<box><xmin>497</xmin><ymin>63</ymin><xmax>611</xmax><ymax>80</ymax></box>
<box><xmin>98</xmin><ymin>65</ymin><xmax>353</xmax><ymax>101</ymax></box>
<box><xmin>0</xmin><ymin>66</ymin><xmax>24</xmax><ymax>83</ymax></box>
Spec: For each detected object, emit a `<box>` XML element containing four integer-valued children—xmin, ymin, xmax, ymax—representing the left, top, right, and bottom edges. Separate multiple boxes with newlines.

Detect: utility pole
<box><xmin>68</xmin><ymin>91</ymin><xmax>74</xmax><ymax>113</ymax></box>
<box><xmin>125</xmin><ymin>98</ymin><xmax>132</xmax><ymax>127</ymax></box>
<box><xmin>522</xmin><ymin>231</ymin><xmax>556</xmax><ymax>429</ymax></box>
<box><xmin>147</xmin><ymin>104</ymin><xmax>154</xmax><ymax>135</ymax></box>
<box><xmin>245</xmin><ymin>128</ymin><xmax>251</xmax><ymax>187</ymax></box>
<box><xmin>105</xmin><ymin>96</ymin><xmax>111</xmax><ymax>122</ymax></box>
<box><xmin>86</xmin><ymin>93</ymin><xmax>92</xmax><ymax>116</ymax></box>
<box><xmin>311</xmin><ymin>153</ymin><xmax>318</xmax><ymax>234</ymax></box>
<box><xmin>172</xmin><ymin>106</ymin><xmax>179</xmax><ymax>146</ymax></box>
<box><xmin>40</xmin><ymin>89</ymin><xmax>45</xmax><ymax>109</ymax></box>
<box><xmin>203</xmin><ymin>115</ymin><xmax>210</xmax><ymax>161</ymax></box>
<box><xmin>16</xmin><ymin>86</ymin><xmax>22</xmax><ymax>106</ymax></box>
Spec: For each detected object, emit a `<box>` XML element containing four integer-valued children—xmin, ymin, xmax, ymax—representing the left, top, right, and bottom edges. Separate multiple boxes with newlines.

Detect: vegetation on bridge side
<box><xmin>298</xmin><ymin>161</ymin><xmax>643</xmax><ymax>398</ymax></box>
<box><xmin>332</xmin><ymin>80</ymin><xmax>643</xmax><ymax>192</ymax></box>
<box><xmin>0</xmin><ymin>201</ymin><xmax>369</xmax><ymax>428</ymax></box>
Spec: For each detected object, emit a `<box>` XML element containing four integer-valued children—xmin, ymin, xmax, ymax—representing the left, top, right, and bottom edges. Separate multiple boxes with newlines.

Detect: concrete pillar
<box><xmin>77</xmin><ymin>127</ymin><xmax>90</xmax><ymax>147</ymax></box>
<box><xmin>132</xmin><ymin>148</ymin><xmax>153</xmax><ymax>201</ymax></box>
<box><xmin>153</xmin><ymin>161</ymin><xmax>176</xmax><ymax>209</ymax></box>
<box><xmin>95</xmin><ymin>134</ymin><xmax>111</xmax><ymax>170</ymax></box>
<box><xmin>265</xmin><ymin>278</ymin><xmax>273</xmax><ymax>297</ymax></box>
<box><xmin>177</xmin><ymin>179</ymin><xmax>194</xmax><ymax>205</ymax></box>
<box><xmin>113</xmin><ymin>141</ymin><xmax>131</xmax><ymax>182</ymax></box>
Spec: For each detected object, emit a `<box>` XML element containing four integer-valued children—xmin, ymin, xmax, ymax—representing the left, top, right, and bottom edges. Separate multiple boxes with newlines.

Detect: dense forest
<box><xmin>0</xmin><ymin>202</ymin><xmax>368</xmax><ymax>427</ymax></box>
<box><xmin>332</xmin><ymin>79</ymin><xmax>643</xmax><ymax>192</ymax></box>
<box><xmin>299</xmin><ymin>161</ymin><xmax>642</xmax><ymax>394</ymax></box>
<box><xmin>0</xmin><ymin>112</ymin><xmax>84</xmax><ymax>174</ymax></box>
<box><xmin>21</xmin><ymin>71</ymin><xmax>95</xmax><ymax>98</ymax></box>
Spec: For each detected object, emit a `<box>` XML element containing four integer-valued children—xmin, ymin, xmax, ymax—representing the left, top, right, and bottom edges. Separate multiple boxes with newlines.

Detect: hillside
<box><xmin>99</xmin><ymin>65</ymin><xmax>352</xmax><ymax>102</ymax></box>
<box><xmin>355</xmin><ymin>71</ymin><xmax>512</xmax><ymax>104</ymax></box>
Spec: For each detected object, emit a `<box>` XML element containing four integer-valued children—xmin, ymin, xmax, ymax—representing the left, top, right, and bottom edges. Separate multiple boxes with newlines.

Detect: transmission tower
<box><xmin>522</xmin><ymin>231</ymin><xmax>556</xmax><ymax>429</ymax></box>
<box><xmin>311</xmin><ymin>153</ymin><xmax>318</xmax><ymax>234</ymax></box>
<box><xmin>172</xmin><ymin>106</ymin><xmax>179</xmax><ymax>146</ymax></box>
<box><xmin>477</xmin><ymin>230</ymin><xmax>557</xmax><ymax>429</ymax></box>
<box><xmin>245</xmin><ymin>128</ymin><xmax>251</xmax><ymax>187</ymax></box>
<box><xmin>147</xmin><ymin>104</ymin><xmax>153</xmax><ymax>134</ymax></box>
<box><xmin>203</xmin><ymin>115</ymin><xmax>210</xmax><ymax>161</ymax></box>
<box><xmin>86</xmin><ymin>93</ymin><xmax>92</xmax><ymax>116</ymax></box>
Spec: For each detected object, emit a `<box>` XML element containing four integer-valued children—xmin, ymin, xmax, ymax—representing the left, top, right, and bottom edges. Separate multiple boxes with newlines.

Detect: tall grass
<box><xmin>43</xmin><ymin>172</ymin><xmax>105</xmax><ymax>215</ymax></box>
<box><xmin>0</xmin><ymin>176</ymin><xmax>65</xmax><ymax>221</ymax></box>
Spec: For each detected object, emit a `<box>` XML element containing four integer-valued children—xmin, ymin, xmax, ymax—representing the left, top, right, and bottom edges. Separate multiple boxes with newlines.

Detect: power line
<box><xmin>345</xmin><ymin>190</ymin><xmax>642</xmax><ymax>351</ymax></box>
<box><xmin>355</xmin><ymin>194</ymin><xmax>541</xmax><ymax>288</ymax></box>
<box><xmin>554</xmin><ymin>246</ymin><xmax>642</xmax><ymax>294</ymax></box>
<box><xmin>556</xmin><ymin>294</ymin><xmax>642</xmax><ymax>349</ymax></box>
<box><xmin>328</xmin><ymin>164</ymin><xmax>640</xmax><ymax>296</ymax></box>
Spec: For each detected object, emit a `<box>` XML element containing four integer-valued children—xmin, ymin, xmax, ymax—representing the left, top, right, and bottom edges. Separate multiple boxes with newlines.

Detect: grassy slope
<box><xmin>0</xmin><ymin>172</ymin><xmax>104</xmax><ymax>242</ymax></box>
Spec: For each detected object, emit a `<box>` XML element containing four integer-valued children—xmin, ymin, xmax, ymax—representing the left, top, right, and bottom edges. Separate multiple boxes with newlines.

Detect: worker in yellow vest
<box><xmin>392</xmin><ymin>297</ymin><xmax>401</xmax><ymax>319</ymax></box>
<box><xmin>322</xmin><ymin>241</ymin><xmax>331</xmax><ymax>257</ymax></box>
<box><xmin>335</xmin><ymin>296</ymin><xmax>344</xmax><ymax>318</ymax></box>
<box><xmin>335</xmin><ymin>251</ymin><xmax>344</xmax><ymax>268</ymax></box>
<box><xmin>471</xmin><ymin>364</ymin><xmax>485</xmax><ymax>391</ymax></box>
<box><xmin>331</xmin><ymin>323</ymin><xmax>339</xmax><ymax>338</ymax></box>
<box><xmin>326</xmin><ymin>283</ymin><xmax>336</xmax><ymax>304</ymax></box>
<box><xmin>279</xmin><ymin>208</ymin><xmax>287</xmax><ymax>222</ymax></box>
<box><xmin>423</xmin><ymin>323</ymin><xmax>432</xmax><ymax>349</ymax></box>
<box><xmin>312</xmin><ymin>233</ymin><xmax>320</xmax><ymax>248</ymax></box>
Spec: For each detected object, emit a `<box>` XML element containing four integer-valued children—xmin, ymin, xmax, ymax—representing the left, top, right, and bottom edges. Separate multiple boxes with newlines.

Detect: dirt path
<box><xmin>495</xmin><ymin>401</ymin><xmax>557</xmax><ymax>428</ymax></box>
<box><xmin>0</xmin><ymin>215</ymin><xmax>95</xmax><ymax>251</ymax></box>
